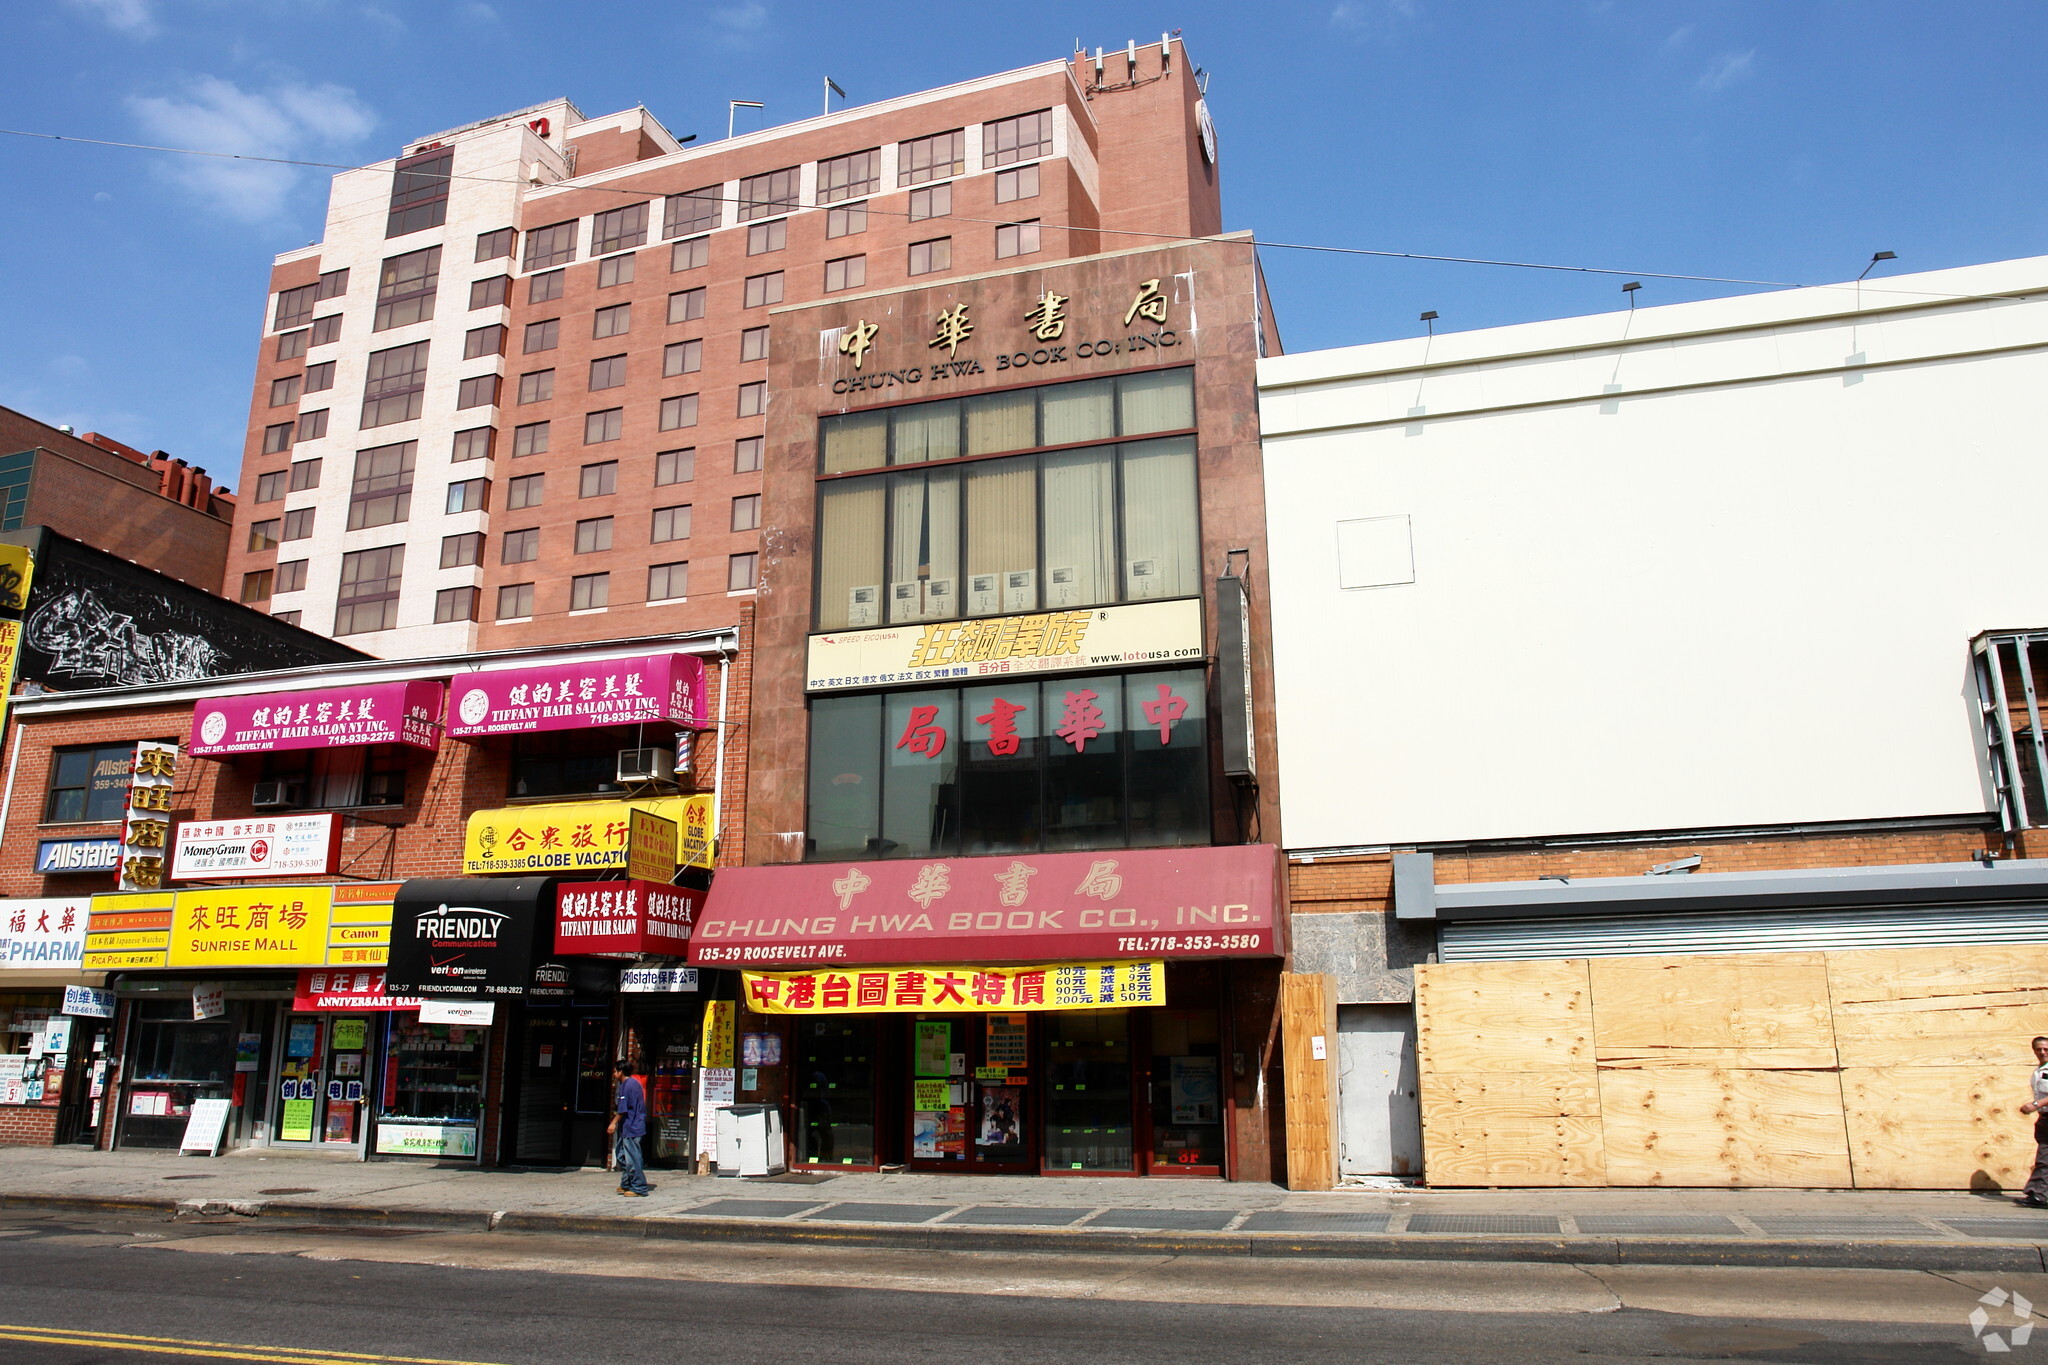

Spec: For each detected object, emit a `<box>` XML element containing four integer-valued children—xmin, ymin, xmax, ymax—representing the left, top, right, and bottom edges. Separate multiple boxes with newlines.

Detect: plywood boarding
<box><xmin>1596</xmin><ymin>1066</ymin><xmax>1852</xmax><ymax>1187</ymax></box>
<box><xmin>1281</xmin><ymin>971</ymin><xmax>1339</xmax><ymax>1191</ymax></box>
<box><xmin>1827</xmin><ymin>946</ymin><xmax>2048</xmax><ymax>1067</ymax></box>
<box><xmin>1419</xmin><ymin>1072</ymin><xmax>1606</xmax><ymax>1187</ymax></box>
<box><xmin>1590</xmin><ymin>954</ymin><xmax>1837</xmax><ymax>1070</ymax></box>
<box><xmin>1842</xmin><ymin>1065</ymin><xmax>2036</xmax><ymax>1190</ymax></box>
<box><xmin>1415</xmin><ymin>959</ymin><xmax>1593</xmax><ymax>1073</ymax></box>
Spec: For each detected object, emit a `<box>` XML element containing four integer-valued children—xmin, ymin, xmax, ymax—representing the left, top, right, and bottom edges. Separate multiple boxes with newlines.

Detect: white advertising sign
<box><xmin>171</xmin><ymin>815</ymin><xmax>342</xmax><ymax>881</ymax></box>
<box><xmin>192</xmin><ymin>983</ymin><xmax>226</xmax><ymax>1020</ymax></box>
<box><xmin>179</xmin><ymin>1098</ymin><xmax>233</xmax><ymax>1155</ymax></box>
<box><xmin>805</xmin><ymin>597</ymin><xmax>1204</xmax><ymax>693</ymax></box>
<box><xmin>375</xmin><ymin>1122</ymin><xmax>477</xmax><ymax>1157</ymax></box>
<box><xmin>63</xmin><ymin>985</ymin><xmax>114</xmax><ymax>1018</ymax></box>
<box><xmin>418</xmin><ymin>1001</ymin><xmax>496</xmax><ymax>1025</ymax></box>
<box><xmin>620</xmin><ymin>967</ymin><xmax>700</xmax><ymax>993</ymax></box>
<box><xmin>0</xmin><ymin>899</ymin><xmax>89</xmax><ymax>970</ymax></box>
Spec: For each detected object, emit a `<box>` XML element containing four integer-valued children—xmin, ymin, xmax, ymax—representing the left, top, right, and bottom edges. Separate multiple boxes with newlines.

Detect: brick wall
<box><xmin>0</xmin><ymin>1103</ymin><xmax>58</xmax><ymax>1146</ymax></box>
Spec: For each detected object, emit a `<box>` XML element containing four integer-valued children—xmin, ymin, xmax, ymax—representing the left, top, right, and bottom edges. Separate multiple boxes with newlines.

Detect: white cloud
<box><xmin>1696</xmin><ymin>49</ymin><xmax>1757</xmax><ymax>92</ymax></box>
<box><xmin>711</xmin><ymin>1</ymin><xmax>769</xmax><ymax>46</ymax></box>
<box><xmin>93</xmin><ymin>191</ymin><xmax>113</xmax><ymax>202</ymax></box>
<box><xmin>1663</xmin><ymin>25</ymin><xmax>1694</xmax><ymax>50</ymax></box>
<box><xmin>1331</xmin><ymin>0</ymin><xmax>1417</xmax><ymax>38</ymax></box>
<box><xmin>126</xmin><ymin>76</ymin><xmax>376</xmax><ymax>223</ymax></box>
<box><xmin>462</xmin><ymin>2</ymin><xmax>499</xmax><ymax>21</ymax></box>
<box><xmin>67</xmin><ymin>0</ymin><xmax>157</xmax><ymax>38</ymax></box>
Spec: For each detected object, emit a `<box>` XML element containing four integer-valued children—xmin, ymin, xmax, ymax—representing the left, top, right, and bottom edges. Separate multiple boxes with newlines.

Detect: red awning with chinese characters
<box><xmin>688</xmin><ymin>845</ymin><xmax>1282</xmax><ymax>968</ymax></box>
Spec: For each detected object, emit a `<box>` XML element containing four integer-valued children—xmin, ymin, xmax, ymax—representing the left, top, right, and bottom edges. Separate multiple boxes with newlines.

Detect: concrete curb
<box><xmin>7</xmin><ymin>1190</ymin><xmax>2044</xmax><ymax>1273</ymax></box>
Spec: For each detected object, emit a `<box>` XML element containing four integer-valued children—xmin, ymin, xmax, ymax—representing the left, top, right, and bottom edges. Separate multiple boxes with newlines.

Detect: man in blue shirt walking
<box><xmin>610</xmin><ymin>1061</ymin><xmax>653</xmax><ymax>1197</ymax></box>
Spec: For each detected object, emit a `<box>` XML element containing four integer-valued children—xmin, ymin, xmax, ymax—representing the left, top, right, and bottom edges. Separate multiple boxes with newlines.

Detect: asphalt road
<box><xmin>0</xmin><ymin>1209</ymin><xmax>2035</xmax><ymax>1363</ymax></box>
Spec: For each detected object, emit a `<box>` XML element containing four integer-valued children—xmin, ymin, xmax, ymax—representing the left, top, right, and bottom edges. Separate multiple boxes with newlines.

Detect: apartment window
<box><xmin>734</xmin><ymin>436</ymin><xmax>763</xmax><ymax>473</ymax></box>
<box><xmin>737</xmin><ymin>382</ymin><xmax>766</xmax><ymax>418</ymax></box>
<box><xmin>374</xmin><ymin>246</ymin><xmax>441</xmax><ymax>332</ymax></box>
<box><xmin>496</xmin><ymin>582</ymin><xmax>535</xmax><ymax>620</ymax></box>
<box><xmin>899</xmin><ymin>128</ymin><xmax>964</xmax><ymax>185</ymax></box>
<box><xmin>335</xmin><ymin>545</ymin><xmax>405</xmax><ymax>634</ymax></box>
<box><xmin>270</xmin><ymin>375</ymin><xmax>302</xmax><ymax>407</ymax></box>
<box><xmin>589</xmin><ymin>355</ymin><xmax>627</xmax><ymax>390</ymax></box>
<box><xmin>240</xmin><ymin>570</ymin><xmax>273</xmax><ymax>604</ymax></box>
<box><xmin>671</xmin><ymin>236</ymin><xmax>709</xmax><ymax>272</ymax></box>
<box><xmin>501</xmin><ymin>527</ymin><xmax>539</xmax><ymax>563</ymax></box>
<box><xmin>580</xmin><ymin>461</ymin><xmax>618</xmax><ymax>497</ymax></box>
<box><xmin>570</xmin><ymin>572</ymin><xmax>609</xmax><ymax>611</ymax></box>
<box><xmin>826</xmin><ymin>203</ymin><xmax>866</xmax><ymax>238</ymax></box>
<box><xmin>254</xmin><ymin>470</ymin><xmax>288</xmax><ymax>502</ymax></box>
<box><xmin>387</xmin><ymin>149</ymin><xmax>452</xmax><ymax>236</ymax></box>
<box><xmin>824</xmin><ymin>255</ymin><xmax>866</xmax><ymax>292</ymax></box>
<box><xmin>731</xmin><ymin>493</ymin><xmax>761</xmax><ymax>532</ymax></box>
<box><xmin>451</xmin><ymin>427</ymin><xmax>494</xmax><ymax>462</ymax></box>
<box><xmin>311</xmin><ymin>315</ymin><xmax>342</xmax><ymax>346</ymax></box>
<box><xmin>262</xmin><ymin>421</ymin><xmax>295</xmax><ymax>455</ymax></box>
<box><xmin>740</xmin><ymin>326</ymin><xmax>769</xmax><ymax>362</ymax></box>
<box><xmin>592</xmin><ymin>202</ymin><xmax>650</xmax><ymax>255</ymax></box>
<box><xmin>475</xmin><ymin>227</ymin><xmax>516</xmax><ymax>262</ymax></box>
<box><xmin>655</xmin><ymin>448</ymin><xmax>694</xmax><ymax>485</ymax></box>
<box><xmin>995</xmin><ymin>220</ymin><xmax>1040</xmax><ymax>259</ymax></box>
<box><xmin>456</xmin><ymin>373</ymin><xmax>500</xmax><ymax>409</ymax></box>
<box><xmin>746</xmin><ymin>220</ymin><xmax>787</xmax><ymax>255</ymax></box>
<box><xmin>289</xmin><ymin>458</ymin><xmax>322</xmax><ymax>491</ymax></box>
<box><xmin>743</xmin><ymin>272</ymin><xmax>784</xmax><ymax>307</ymax></box>
<box><xmin>737</xmin><ymin>167</ymin><xmax>798</xmax><ymax>221</ymax></box>
<box><xmin>812</xmin><ymin>146</ymin><xmax>875</xmax><ymax>201</ymax></box>
<box><xmin>908</xmin><ymin>238</ymin><xmax>951</xmax><ymax>276</ymax></box>
<box><xmin>525</xmin><ymin>219</ymin><xmax>579</xmax><ymax>270</ymax></box>
<box><xmin>249</xmin><ymin>519</ymin><xmax>280</xmax><ymax>552</ymax></box>
<box><xmin>523</xmin><ymin>319</ymin><xmax>559</xmax><ymax>354</ymax></box>
<box><xmin>304</xmin><ymin>361</ymin><xmax>335</xmax><ymax>394</ymax></box>
<box><xmin>995</xmin><ymin>164</ymin><xmax>1040</xmax><ymax>203</ymax></box>
<box><xmin>517</xmin><ymin>369</ymin><xmax>554</xmax><ymax>404</ymax></box>
<box><xmin>464</xmin><ymin>324</ymin><xmax>507</xmax><ymax>359</ymax></box>
<box><xmin>597</xmin><ymin>253</ymin><xmax>635</xmax><ymax>289</ymax></box>
<box><xmin>593</xmin><ymin>303</ymin><xmax>631</xmax><ymax>339</ymax></box>
<box><xmin>908</xmin><ymin>183</ymin><xmax>951</xmax><ymax>221</ymax></box>
<box><xmin>984</xmin><ymin>110</ymin><xmax>1053</xmax><ymax>167</ymax></box>
<box><xmin>470</xmin><ymin>275</ymin><xmax>510</xmax><ymax>310</ymax></box>
<box><xmin>273</xmin><ymin>610</ymin><xmax>301</xmax><ymax>626</ymax></box>
<box><xmin>435</xmin><ymin>586</ymin><xmax>479</xmax><ymax>623</ymax></box>
<box><xmin>507</xmin><ymin>474</ymin><xmax>545</xmax><ymax>509</ymax></box>
<box><xmin>665</xmin><ymin>185</ymin><xmax>721</xmax><ymax>238</ymax></box>
<box><xmin>282</xmin><ymin>507</ymin><xmax>315</xmax><ymax>540</ymax></box>
<box><xmin>297</xmin><ymin>409</ymin><xmax>329</xmax><ymax>442</ymax></box>
<box><xmin>274</xmin><ymin>283</ymin><xmax>318</xmax><ymax>330</ymax></box>
<box><xmin>318</xmin><ymin>268</ymin><xmax>349</xmax><ymax>299</ymax></box>
<box><xmin>276</xmin><ymin>329</ymin><xmax>309</xmax><ymax>361</ymax></box>
<box><xmin>512</xmin><ymin>421</ymin><xmax>549</xmax><ymax>457</ymax></box>
<box><xmin>647</xmin><ymin>561</ymin><xmax>688</xmax><ymax>601</ymax></box>
<box><xmin>440</xmin><ymin>532</ymin><xmax>482</xmax><ymax>567</ymax></box>
<box><xmin>361</xmin><ymin>341</ymin><xmax>429</xmax><ymax>428</ymax></box>
<box><xmin>584</xmin><ymin>408</ymin><xmax>623</xmax><ymax>443</ymax></box>
<box><xmin>651</xmin><ymin>504</ymin><xmax>690</xmax><ymax>542</ymax></box>
<box><xmin>727</xmin><ymin>552</ymin><xmax>759</xmax><ymax>591</ymax></box>
<box><xmin>659</xmin><ymin>394</ymin><xmax>699</xmax><ymax>431</ymax></box>
<box><xmin>347</xmin><ymin>440</ymin><xmax>417</xmax><ymax>529</ymax></box>
<box><xmin>276</xmin><ymin>559</ymin><xmax>308</xmax><ymax>593</ymax></box>
<box><xmin>668</xmin><ymin>288</ymin><xmax>706</xmax><ymax>324</ymax></box>
<box><xmin>46</xmin><ymin>743</ymin><xmax>143</xmax><ymax>822</ymax></box>
<box><xmin>574</xmin><ymin>516</ymin><xmax>613</xmax><ymax>553</ymax></box>
<box><xmin>664</xmin><ymin>339</ymin><xmax>703</xmax><ymax>377</ymax></box>
<box><xmin>529</xmin><ymin>270</ymin><xmax>564</xmax><ymax>304</ymax></box>
<box><xmin>446</xmin><ymin>478</ymin><xmax>488</xmax><ymax>514</ymax></box>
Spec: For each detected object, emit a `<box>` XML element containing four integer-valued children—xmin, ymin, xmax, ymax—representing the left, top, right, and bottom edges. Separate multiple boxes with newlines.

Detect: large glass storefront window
<box><xmin>118</xmin><ymin>1002</ymin><xmax>235</xmax><ymax>1149</ymax></box>
<box><xmin>794</xmin><ymin>1017</ymin><xmax>875</xmax><ymax>1166</ymax></box>
<box><xmin>1043</xmin><ymin>1010</ymin><xmax>1133</xmax><ymax>1173</ymax></box>
<box><xmin>806</xmin><ymin>668</ymin><xmax>1207</xmax><ymax>859</ymax></box>
<box><xmin>377</xmin><ymin>1018</ymin><xmax>485</xmax><ymax>1157</ymax></box>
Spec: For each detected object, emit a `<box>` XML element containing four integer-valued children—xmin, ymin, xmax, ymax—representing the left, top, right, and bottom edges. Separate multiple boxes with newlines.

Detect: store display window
<box><xmin>377</xmin><ymin>1017</ymin><xmax>485</xmax><ymax>1157</ymax></box>
<box><xmin>118</xmin><ymin>1001</ymin><xmax>236</xmax><ymax>1149</ymax></box>
<box><xmin>794</xmin><ymin>1016</ymin><xmax>876</xmax><ymax>1166</ymax></box>
<box><xmin>1043</xmin><ymin>1010</ymin><xmax>1134</xmax><ymax>1173</ymax></box>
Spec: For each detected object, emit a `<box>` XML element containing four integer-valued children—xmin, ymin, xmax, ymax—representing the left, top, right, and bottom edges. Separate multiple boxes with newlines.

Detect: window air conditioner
<box><xmin>617</xmin><ymin>748</ymin><xmax>676</xmax><ymax>785</ymax></box>
<box><xmin>250</xmin><ymin>780</ymin><xmax>304</xmax><ymax>809</ymax></box>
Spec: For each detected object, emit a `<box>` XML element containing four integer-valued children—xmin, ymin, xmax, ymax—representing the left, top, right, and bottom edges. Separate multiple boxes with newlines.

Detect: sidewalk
<box><xmin>6</xmin><ymin>1145</ymin><xmax>2048</xmax><ymax>1272</ymax></box>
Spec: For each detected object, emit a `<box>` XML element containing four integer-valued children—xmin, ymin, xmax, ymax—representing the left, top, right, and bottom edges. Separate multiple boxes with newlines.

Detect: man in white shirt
<box><xmin>2017</xmin><ymin>1036</ymin><xmax>2048</xmax><ymax>1208</ymax></box>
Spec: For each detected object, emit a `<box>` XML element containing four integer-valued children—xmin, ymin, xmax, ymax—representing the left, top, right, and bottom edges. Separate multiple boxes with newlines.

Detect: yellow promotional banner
<box><xmin>743</xmin><ymin>960</ymin><xmax>1165</xmax><ymax>1015</ymax></box>
<box><xmin>626</xmin><ymin>809</ymin><xmax>677</xmax><ymax>883</ymax></box>
<box><xmin>83</xmin><ymin>892</ymin><xmax>172</xmax><ymax>969</ymax></box>
<box><xmin>0</xmin><ymin>619</ymin><xmax>22</xmax><ymax>737</ymax></box>
<box><xmin>679</xmin><ymin>793</ymin><xmax>714</xmax><ymax>869</ymax></box>
<box><xmin>701</xmin><ymin>1000</ymin><xmax>735</xmax><ymax>1068</ymax></box>
<box><xmin>167</xmin><ymin>885</ymin><xmax>333</xmax><ymax>968</ymax></box>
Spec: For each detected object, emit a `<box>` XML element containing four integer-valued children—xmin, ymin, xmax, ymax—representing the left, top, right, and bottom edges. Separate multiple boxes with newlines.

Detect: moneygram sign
<box><xmin>171</xmin><ymin>815</ymin><xmax>342</xmax><ymax>881</ymax></box>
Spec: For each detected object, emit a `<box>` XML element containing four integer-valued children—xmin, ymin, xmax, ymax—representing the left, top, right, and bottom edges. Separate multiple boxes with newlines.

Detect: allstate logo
<box><xmin>458</xmin><ymin>688</ymin><xmax>490</xmax><ymax>726</ymax></box>
<box><xmin>199</xmin><ymin>711</ymin><xmax>228</xmax><ymax>746</ymax></box>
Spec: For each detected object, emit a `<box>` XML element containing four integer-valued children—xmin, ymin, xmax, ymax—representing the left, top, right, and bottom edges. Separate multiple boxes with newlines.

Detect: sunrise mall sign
<box><xmin>688</xmin><ymin>845</ymin><xmax>1282</xmax><ymax>966</ymax></box>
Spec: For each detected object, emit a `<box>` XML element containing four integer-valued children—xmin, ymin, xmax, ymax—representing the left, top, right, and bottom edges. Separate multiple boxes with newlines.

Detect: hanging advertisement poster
<box><xmin>978</xmin><ymin>1088</ymin><xmax>1024</xmax><ymax>1148</ymax></box>
<box><xmin>700</xmin><ymin>1001</ymin><xmax>734</xmax><ymax>1068</ymax></box>
<box><xmin>914</xmin><ymin>1022</ymin><xmax>950</xmax><ymax>1077</ymax></box>
<box><xmin>1169</xmin><ymin>1056</ymin><xmax>1220</xmax><ymax>1124</ymax></box>
<box><xmin>280</xmin><ymin>1098</ymin><xmax>315</xmax><ymax>1142</ymax></box>
<box><xmin>911</xmin><ymin>1079</ymin><xmax>949</xmax><ymax>1111</ymax></box>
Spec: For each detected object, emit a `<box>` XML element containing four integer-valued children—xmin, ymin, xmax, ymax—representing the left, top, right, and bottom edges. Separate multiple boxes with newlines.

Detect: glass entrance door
<box><xmin>1043</xmin><ymin>1009</ymin><xmax>1134</xmax><ymax>1173</ymax></box>
<box><xmin>794</xmin><ymin>1016</ymin><xmax>876</xmax><ymax>1168</ymax></box>
<box><xmin>271</xmin><ymin>1012</ymin><xmax>368</xmax><ymax>1149</ymax></box>
<box><xmin>907</xmin><ymin>1014</ymin><xmax>1033</xmax><ymax>1172</ymax></box>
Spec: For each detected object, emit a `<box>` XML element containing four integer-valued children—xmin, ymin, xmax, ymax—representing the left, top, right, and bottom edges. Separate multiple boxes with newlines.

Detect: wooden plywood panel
<box><xmin>1419</xmin><ymin>1071</ymin><xmax>1606</xmax><ymax>1187</ymax></box>
<box><xmin>1828</xmin><ymin>946</ymin><xmax>2048</xmax><ymax>1068</ymax></box>
<box><xmin>1280</xmin><ymin>972</ymin><xmax>1339</xmax><ymax>1191</ymax></box>
<box><xmin>1590</xmin><ymin>953</ymin><xmax>1838</xmax><ymax>1069</ymax></box>
<box><xmin>1597</xmin><ymin>1068</ymin><xmax>1852</xmax><ymax>1187</ymax></box>
<box><xmin>1842</xmin><ymin>1065</ymin><xmax>2039</xmax><ymax>1190</ymax></box>
<box><xmin>1415</xmin><ymin>959</ymin><xmax>1593</xmax><ymax>1074</ymax></box>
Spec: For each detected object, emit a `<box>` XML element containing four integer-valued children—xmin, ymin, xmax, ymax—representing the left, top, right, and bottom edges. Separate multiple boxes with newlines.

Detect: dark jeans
<box><xmin>616</xmin><ymin>1132</ymin><xmax>651</xmax><ymax>1194</ymax></box>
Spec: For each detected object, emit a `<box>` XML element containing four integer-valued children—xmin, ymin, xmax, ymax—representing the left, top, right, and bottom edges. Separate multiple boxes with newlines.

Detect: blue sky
<box><xmin>3</xmin><ymin>1</ymin><xmax>2043</xmax><ymax>493</ymax></box>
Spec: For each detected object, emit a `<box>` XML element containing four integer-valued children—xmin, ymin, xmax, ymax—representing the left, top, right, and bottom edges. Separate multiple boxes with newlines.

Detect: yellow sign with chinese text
<box><xmin>701</xmin><ymin>1000</ymin><xmax>735</xmax><ymax>1068</ymax></box>
<box><xmin>464</xmin><ymin>798</ymin><xmax>707</xmax><ymax>875</ymax></box>
<box><xmin>805</xmin><ymin>598</ymin><xmax>1202</xmax><ymax>693</ymax></box>
<box><xmin>166</xmin><ymin>885</ymin><xmax>333</xmax><ymax>968</ymax></box>
<box><xmin>678</xmin><ymin>793</ymin><xmax>714</xmax><ymax>869</ymax></box>
<box><xmin>742</xmin><ymin>960</ymin><xmax>1165</xmax><ymax>1015</ymax></box>
<box><xmin>627</xmin><ymin>808</ymin><xmax>677</xmax><ymax>883</ymax></box>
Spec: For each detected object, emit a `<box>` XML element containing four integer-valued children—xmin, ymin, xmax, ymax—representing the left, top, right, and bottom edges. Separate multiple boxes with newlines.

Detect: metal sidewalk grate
<box><xmin>942</xmin><ymin>1206</ymin><xmax>1093</xmax><ymax>1226</ymax></box>
<box><xmin>1573</xmin><ymin>1214</ymin><xmax>1742</xmax><ymax>1235</ymax></box>
<box><xmin>1238</xmin><ymin>1211</ymin><xmax>1393</xmax><ymax>1233</ymax></box>
<box><xmin>1406</xmin><ymin>1213</ymin><xmax>1561</xmax><ymax>1235</ymax></box>
<box><xmin>801</xmin><ymin>1202</ymin><xmax>954</xmax><ymax>1223</ymax></box>
<box><xmin>1088</xmin><ymin>1208</ymin><xmax>1241</xmax><ymax>1231</ymax></box>
<box><xmin>678</xmin><ymin>1199</ymin><xmax>823</xmax><ymax>1219</ymax></box>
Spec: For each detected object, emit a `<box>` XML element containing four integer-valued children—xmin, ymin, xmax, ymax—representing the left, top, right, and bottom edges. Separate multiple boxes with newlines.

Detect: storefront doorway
<box><xmin>904</xmin><ymin>1014</ymin><xmax>1032</xmax><ymax>1172</ymax></box>
<box><xmin>508</xmin><ymin>1007</ymin><xmax>611</xmax><ymax>1167</ymax></box>
<box><xmin>267</xmin><ymin>1010</ymin><xmax>370</xmax><ymax>1150</ymax></box>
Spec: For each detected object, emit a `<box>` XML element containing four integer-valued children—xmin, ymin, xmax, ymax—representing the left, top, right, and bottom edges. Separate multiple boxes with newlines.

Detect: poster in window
<box><xmin>914</xmin><ymin>1022</ymin><xmax>950</xmax><ymax>1077</ymax></box>
<box><xmin>1169</xmin><ymin>1055</ymin><xmax>1220</xmax><ymax>1125</ymax></box>
<box><xmin>937</xmin><ymin>1107</ymin><xmax>966</xmax><ymax>1155</ymax></box>
<box><xmin>985</xmin><ymin>1014</ymin><xmax>1027</xmax><ymax>1068</ymax></box>
<box><xmin>977</xmin><ymin>1087</ymin><xmax>1023</xmax><ymax>1148</ymax></box>
<box><xmin>912</xmin><ymin>1079</ymin><xmax>949</xmax><ymax>1112</ymax></box>
<box><xmin>740</xmin><ymin>1031</ymin><xmax>781</xmax><ymax>1066</ymax></box>
<box><xmin>287</xmin><ymin>1020</ymin><xmax>319</xmax><ymax>1058</ymax></box>
<box><xmin>280</xmin><ymin>1097</ymin><xmax>316</xmax><ymax>1142</ymax></box>
<box><xmin>911</xmin><ymin>1112</ymin><xmax>940</xmax><ymax>1157</ymax></box>
<box><xmin>331</xmin><ymin>1018</ymin><xmax>368</xmax><ymax>1052</ymax></box>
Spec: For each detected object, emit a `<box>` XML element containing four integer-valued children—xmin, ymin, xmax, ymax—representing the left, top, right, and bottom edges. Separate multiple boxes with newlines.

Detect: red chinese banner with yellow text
<box><xmin>741</xmin><ymin>960</ymin><xmax>1164</xmax><ymax>1014</ymax></box>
